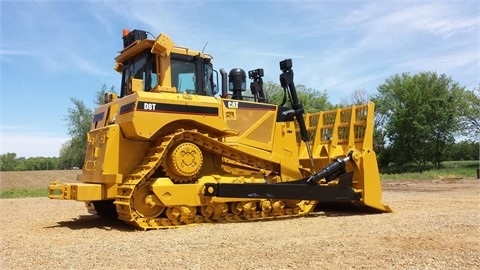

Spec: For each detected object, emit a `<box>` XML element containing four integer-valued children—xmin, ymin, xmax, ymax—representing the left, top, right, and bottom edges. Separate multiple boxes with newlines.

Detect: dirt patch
<box><xmin>0</xmin><ymin>176</ymin><xmax>479</xmax><ymax>269</ymax></box>
<box><xmin>0</xmin><ymin>170</ymin><xmax>80</xmax><ymax>190</ymax></box>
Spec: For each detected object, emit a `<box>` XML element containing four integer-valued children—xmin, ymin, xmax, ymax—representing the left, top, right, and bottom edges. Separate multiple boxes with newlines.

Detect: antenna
<box><xmin>201</xmin><ymin>41</ymin><xmax>209</xmax><ymax>53</ymax></box>
<box><xmin>146</xmin><ymin>31</ymin><xmax>156</xmax><ymax>39</ymax></box>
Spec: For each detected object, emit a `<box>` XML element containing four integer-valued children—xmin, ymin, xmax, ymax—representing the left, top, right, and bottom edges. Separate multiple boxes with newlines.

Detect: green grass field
<box><xmin>380</xmin><ymin>160</ymin><xmax>479</xmax><ymax>180</ymax></box>
<box><xmin>0</xmin><ymin>169</ymin><xmax>79</xmax><ymax>199</ymax></box>
<box><xmin>0</xmin><ymin>188</ymin><xmax>48</xmax><ymax>199</ymax></box>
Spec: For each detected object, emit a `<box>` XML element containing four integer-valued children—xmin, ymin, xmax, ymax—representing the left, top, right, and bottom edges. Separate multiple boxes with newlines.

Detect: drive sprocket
<box><xmin>163</xmin><ymin>142</ymin><xmax>203</xmax><ymax>183</ymax></box>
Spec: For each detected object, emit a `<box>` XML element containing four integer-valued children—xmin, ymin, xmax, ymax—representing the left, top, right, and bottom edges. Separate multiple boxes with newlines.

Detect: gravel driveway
<box><xmin>1</xmin><ymin>179</ymin><xmax>479</xmax><ymax>269</ymax></box>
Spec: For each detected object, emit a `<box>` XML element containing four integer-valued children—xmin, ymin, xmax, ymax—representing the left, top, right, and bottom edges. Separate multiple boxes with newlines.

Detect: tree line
<box><xmin>373</xmin><ymin>73</ymin><xmax>479</xmax><ymax>170</ymax></box>
<box><xmin>1</xmin><ymin>73</ymin><xmax>478</xmax><ymax>172</ymax></box>
<box><xmin>0</xmin><ymin>154</ymin><xmax>60</xmax><ymax>171</ymax></box>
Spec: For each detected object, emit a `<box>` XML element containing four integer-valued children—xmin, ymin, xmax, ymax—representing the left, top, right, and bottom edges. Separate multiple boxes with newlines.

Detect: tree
<box><xmin>0</xmin><ymin>153</ymin><xmax>19</xmax><ymax>171</ymax></box>
<box><xmin>262</xmin><ymin>81</ymin><xmax>331</xmax><ymax>112</ymax></box>
<box><xmin>0</xmin><ymin>153</ymin><xmax>60</xmax><ymax>171</ymax></box>
<box><xmin>95</xmin><ymin>84</ymin><xmax>116</xmax><ymax>107</ymax></box>
<box><xmin>60</xmin><ymin>98</ymin><xmax>93</xmax><ymax>168</ymax></box>
<box><xmin>58</xmin><ymin>140</ymin><xmax>83</xmax><ymax>169</ymax></box>
<box><xmin>373</xmin><ymin>72</ymin><xmax>462</xmax><ymax>169</ymax></box>
<box><xmin>445</xmin><ymin>140</ymin><xmax>479</xmax><ymax>161</ymax></box>
<box><xmin>455</xmin><ymin>84</ymin><xmax>480</xmax><ymax>140</ymax></box>
<box><xmin>23</xmin><ymin>156</ymin><xmax>59</xmax><ymax>171</ymax></box>
<box><xmin>296</xmin><ymin>85</ymin><xmax>331</xmax><ymax>112</ymax></box>
<box><xmin>339</xmin><ymin>89</ymin><xmax>371</xmax><ymax>106</ymax></box>
<box><xmin>262</xmin><ymin>81</ymin><xmax>285</xmax><ymax>105</ymax></box>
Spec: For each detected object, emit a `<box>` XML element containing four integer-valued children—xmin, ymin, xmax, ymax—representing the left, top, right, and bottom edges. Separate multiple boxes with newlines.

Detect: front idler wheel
<box><xmin>132</xmin><ymin>183</ymin><xmax>165</xmax><ymax>218</ymax></box>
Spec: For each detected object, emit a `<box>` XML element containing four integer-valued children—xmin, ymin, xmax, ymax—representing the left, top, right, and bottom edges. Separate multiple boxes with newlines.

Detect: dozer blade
<box><xmin>297</xmin><ymin>102</ymin><xmax>391</xmax><ymax>213</ymax></box>
<box><xmin>354</xmin><ymin>149</ymin><xmax>392</xmax><ymax>212</ymax></box>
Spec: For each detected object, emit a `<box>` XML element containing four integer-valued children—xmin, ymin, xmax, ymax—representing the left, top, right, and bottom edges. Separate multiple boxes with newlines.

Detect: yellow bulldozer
<box><xmin>48</xmin><ymin>29</ymin><xmax>391</xmax><ymax>230</ymax></box>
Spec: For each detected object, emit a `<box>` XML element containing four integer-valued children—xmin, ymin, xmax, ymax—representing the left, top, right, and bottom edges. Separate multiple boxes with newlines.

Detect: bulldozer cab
<box><xmin>117</xmin><ymin>30</ymin><xmax>217</xmax><ymax>98</ymax></box>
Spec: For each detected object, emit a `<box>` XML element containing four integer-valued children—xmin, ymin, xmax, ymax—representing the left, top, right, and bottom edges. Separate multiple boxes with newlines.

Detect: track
<box><xmin>114</xmin><ymin>129</ymin><xmax>315</xmax><ymax>229</ymax></box>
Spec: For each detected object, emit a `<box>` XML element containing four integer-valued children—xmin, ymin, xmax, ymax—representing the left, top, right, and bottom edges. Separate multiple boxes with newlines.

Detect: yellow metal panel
<box><xmin>121</xmin><ymin>92</ymin><xmax>228</xmax><ymax>140</ymax></box>
<box><xmin>82</xmin><ymin>126</ymin><xmax>117</xmax><ymax>184</ymax></box>
<box><xmin>353</xmin><ymin>149</ymin><xmax>392</xmax><ymax>212</ymax></box>
<box><xmin>151</xmin><ymin>177</ymin><xmax>212</xmax><ymax>207</ymax></box>
<box><xmin>270</xmin><ymin>121</ymin><xmax>304</xmax><ymax>181</ymax></box>
<box><xmin>82</xmin><ymin>124</ymin><xmax>149</xmax><ymax>185</ymax></box>
<box><xmin>151</xmin><ymin>33</ymin><xmax>173</xmax><ymax>57</ymax></box>
<box><xmin>73</xmin><ymin>184</ymin><xmax>103</xmax><ymax>201</ymax></box>
<box><xmin>104</xmin><ymin>183</ymin><xmax>119</xmax><ymax>198</ymax></box>
<box><xmin>129</xmin><ymin>78</ymin><xmax>143</xmax><ymax>93</ymax></box>
<box><xmin>298</xmin><ymin>102</ymin><xmax>376</xmax><ymax>162</ymax></box>
<box><xmin>150</xmin><ymin>176</ymin><xmax>269</xmax><ymax>207</ymax></box>
<box><xmin>158</xmin><ymin>54</ymin><xmax>172</xmax><ymax>89</ymax></box>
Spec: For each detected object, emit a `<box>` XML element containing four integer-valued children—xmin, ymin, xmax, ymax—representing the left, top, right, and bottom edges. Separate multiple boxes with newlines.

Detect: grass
<box><xmin>381</xmin><ymin>160</ymin><xmax>479</xmax><ymax>181</ymax></box>
<box><xmin>0</xmin><ymin>169</ymin><xmax>79</xmax><ymax>199</ymax></box>
<box><xmin>0</xmin><ymin>188</ymin><xmax>48</xmax><ymax>199</ymax></box>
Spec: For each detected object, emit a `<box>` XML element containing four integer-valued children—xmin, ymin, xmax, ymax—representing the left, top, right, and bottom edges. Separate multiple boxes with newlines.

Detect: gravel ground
<box><xmin>0</xmin><ymin>179</ymin><xmax>479</xmax><ymax>270</ymax></box>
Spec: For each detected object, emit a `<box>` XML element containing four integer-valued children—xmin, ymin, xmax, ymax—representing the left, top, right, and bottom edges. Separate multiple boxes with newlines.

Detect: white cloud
<box><xmin>344</xmin><ymin>2</ymin><xmax>478</xmax><ymax>38</ymax></box>
<box><xmin>0</xmin><ymin>134</ymin><xmax>68</xmax><ymax>158</ymax></box>
<box><xmin>399</xmin><ymin>50</ymin><xmax>479</xmax><ymax>71</ymax></box>
<box><xmin>0</xmin><ymin>126</ymin><xmax>68</xmax><ymax>157</ymax></box>
<box><xmin>390</xmin><ymin>4</ymin><xmax>478</xmax><ymax>39</ymax></box>
<box><xmin>65</xmin><ymin>50</ymin><xmax>110</xmax><ymax>76</ymax></box>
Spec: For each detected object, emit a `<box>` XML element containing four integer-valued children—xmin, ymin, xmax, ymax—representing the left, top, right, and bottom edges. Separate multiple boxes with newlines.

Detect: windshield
<box><xmin>171</xmin><ymin>54</ymin><xmax>216</xmax><ymax>96</ymax></box>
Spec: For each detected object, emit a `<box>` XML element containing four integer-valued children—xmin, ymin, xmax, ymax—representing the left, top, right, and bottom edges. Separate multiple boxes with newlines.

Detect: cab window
<box><xmin>204</xmin><ymin>63</ymin><xmax>215</xmax><ymax>96</ymax></box>
<box><xmin>171</xmin><ymin>60</ymin><xmax>196</xmax><ymax>94</ymax></box>
<box><xmin>120</xmin><ymin>51</ymin><xmax>156</xmax><ymax>96</ymax></box>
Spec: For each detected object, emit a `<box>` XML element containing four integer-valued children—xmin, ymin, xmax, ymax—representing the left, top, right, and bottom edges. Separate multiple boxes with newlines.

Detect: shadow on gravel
<box><xmin>310</xmin><ymin>202</ymin><xmax>387</xmax><ymax>217</ymax></box>
<box><xmin>45</xmin><ymin>215</ymin><xmax>134</xmax><ymax>231</ymax></box>
<box><xmin>44</xmin><ymin>203</ymin><xmax>387</xmax><ymax>231</ymax></box>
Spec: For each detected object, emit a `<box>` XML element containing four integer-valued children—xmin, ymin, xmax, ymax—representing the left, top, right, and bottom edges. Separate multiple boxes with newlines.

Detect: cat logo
<box><xmin>227</xmin><ymin>101</ymin><xmax>239</xmax><ymax>109</ymax></box>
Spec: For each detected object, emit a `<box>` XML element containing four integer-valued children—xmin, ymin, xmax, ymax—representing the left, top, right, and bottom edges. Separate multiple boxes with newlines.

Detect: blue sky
<box><xmin>1</xmin><ymin>0</ymin><xmax>479</xmax><ymax>157</ymax></box>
